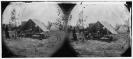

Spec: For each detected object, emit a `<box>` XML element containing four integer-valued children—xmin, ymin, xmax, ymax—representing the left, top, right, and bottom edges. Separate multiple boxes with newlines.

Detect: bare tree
<box><xmin>77</xmin><ymin>10</ymin><xmax>86</xmax><ymax>30</ymax></box>
<box><xmin>10</xmin><ymin>8</ymin><xmax>20</xmax><ymax>38</ymax></box>
<box><xmin>10</xmin><ymin>8</ymin><xmax>16</xmax><ymax>27</ymax></box>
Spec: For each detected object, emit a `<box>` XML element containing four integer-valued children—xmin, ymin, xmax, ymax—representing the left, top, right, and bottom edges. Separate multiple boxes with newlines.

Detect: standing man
<box><xmin>102</xmin><ymin>27</ymin><xmax>106</xmax><ymax>35</ymax></box>
<box><xmin>73</xmin><ymin>27</ymin><xmax>77</xmax><ymax>41</ymax></box>
<box><xmin>2</xmin><ymin>24</ymin><xmax>5</xmax><ymax>37</ymax></box>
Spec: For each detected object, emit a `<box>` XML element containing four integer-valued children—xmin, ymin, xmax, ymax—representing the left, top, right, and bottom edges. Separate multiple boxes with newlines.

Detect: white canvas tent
<box><xmin>118</xmin><ymin>25</ymin><xmax>128</xmax><ymax>33</ymax></box>
<box><xmin>99</xmin><ymin>21</ymin><xmax>118</xmax><ymax>34</ymax></box>
<box><xmin>89</xmin><ymin>21</ymin><xmax>118</xmax><ymax>34</ymax></box>
<box><xmin>50</xmin><ymin>24</ymin><xmax>59</xmax><ymax>31</ymax></box>
<box><xmin>19</xmin><ymin>19</ymin><xmax>49</xmax><ymax>32</ymax></box>
<box><xmin>31</xmin><ymin>19</ymin><xmax>49</xmax><ymax>32</ymax></box>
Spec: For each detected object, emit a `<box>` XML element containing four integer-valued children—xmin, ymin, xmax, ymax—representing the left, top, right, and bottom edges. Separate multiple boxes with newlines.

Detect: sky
<box><xmin>2</xmin><ymin>2</ymin><xmax>131</xmax><ymax>28</ymax></box>
<box><xmin>2</xmin><ymin>2</ymin><xmax>64</xmax><ymax>26</ymax></box>
<box><xmin>68</xmin><ymin>2</ymin><xmax>131</xmax><ymax>28</ymax></box>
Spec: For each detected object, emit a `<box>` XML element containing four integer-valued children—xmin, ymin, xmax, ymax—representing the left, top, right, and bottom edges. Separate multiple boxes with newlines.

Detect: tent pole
<box><xmin>39</xmin><ymin>27</ymin><xmax>40</xmax><ymax>33</ymax></box>
<box><xmin>30</xmin><ymin>19</ymin><xmax>31</xmax><ymax>30</ymax></box>
<box><xmin>98</xmin><ymin>22</ymin><xmax>99</xmax><ymax>31</ymax></box>
<box><xmin>107</xmin><ymin>28</ymin><xmax>109</xmax><ymax>35</ymax></box>
<box><xmin>107</xmin><ymin>28</ymin><xmax>108</xmax><ymax>35</ymax></box>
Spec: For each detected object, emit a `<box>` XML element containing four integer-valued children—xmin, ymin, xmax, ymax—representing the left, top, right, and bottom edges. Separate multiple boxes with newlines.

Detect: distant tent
<box><xmin>118</xmin><ymin>25</ymin><xmax>128</xmax><ymax>33</ymax></box>
<box><xmin>84</xmin><ymin>23</ymin><xmax>95</xmax><ymax>31</ymax></box>
<box><xmin>88</xmin><ymin>21</ymin><xmax>118</xmax><ymax>34</ymax></box>
<box><xmin>86</xmin><ymin>23</ymin><xmax>95</xmax><ymax>30</ymax></box>
<box><xmin>19</xmin><ymin>19</ymin><xmax>49</xmax><ymax>32</ymax></box>
<box><xmin>89</xmin><ymin>23</ymin><xmax>95</xmax><ymax>28</ymax></box>
<box><xmin>21</xmin><ymin>21</ymin><xmax>27</xmax><ymax>26</ymax></box>
<box><xmin>78</xmin><ymin>25</ymin><xmax>84</xmax><ymax>29</ymax></box>
<box><xmin>50</xmin><ymin>24</ymin><xmax>59</xmax><ymax>31</ymax></box>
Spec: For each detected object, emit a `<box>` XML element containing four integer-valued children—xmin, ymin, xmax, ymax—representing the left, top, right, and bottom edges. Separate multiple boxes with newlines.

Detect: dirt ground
<box><xmin>3</xmin><ymin>30</ymin><xmax>131</xmax><ymax>57</ymax></box>
<box><xmin>3</xmin><ymin>31</ymin><xmax>65</xmax><ymax>57</ymax></box>
<box><xmin>71</xmin><ymin>33</ymin><xmax>131</xmax><ymax>57</ymax></box>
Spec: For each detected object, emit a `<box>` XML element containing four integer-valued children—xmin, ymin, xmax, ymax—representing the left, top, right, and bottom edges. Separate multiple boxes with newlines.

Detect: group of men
<box><xmin>71</xmin><ymin>26</ymin><xmax>108</xmax><ymax>41</ymax></box>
